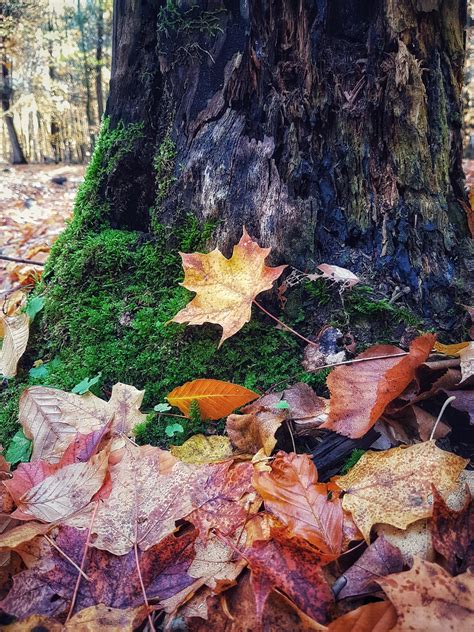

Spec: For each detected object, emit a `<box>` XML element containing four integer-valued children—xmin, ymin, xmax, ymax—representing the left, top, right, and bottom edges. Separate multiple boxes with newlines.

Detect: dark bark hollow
<box><xmin>105</xmin><ymin>0</ymin><xmax>471</xmax><ymax>321</ymax></box>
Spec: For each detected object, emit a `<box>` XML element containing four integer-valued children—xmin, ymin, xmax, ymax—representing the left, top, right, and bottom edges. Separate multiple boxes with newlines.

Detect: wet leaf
<box><xmin>170</xmin><ymin>434</ymin><xmax>233</xmax><ymax>464</ymax></box>
<box><xmin>167</xmin><ymin>378</ymin><xmax>258</xmax><ymax>419</ymax></box>
<box><xmin>378</xmin><ymin>558</ymin><xmax>474</xmax><ymax>631</ymax></box>
<box><xmin>321</xmin><ymin>334</ymin><xmax>435</xmax><ymax>438</ymax></box>
<box><xmin>337</xmin><ymin>441</ymin><xmax>468</xmax><ymax>541</ymax></box>
<box><xmin>253</xmin><ymin>451</ymin><xmax>343</xmax><ymax>557</ymax></box>
<box><xmin>0</xmin><ymin>312</ymin><xmax>29</xmax><ymax>378</ymax></box>
<box><xmin>171</xmin><ymin>227</ymin><xmax>286</xmax><ymax>345</ymax></box>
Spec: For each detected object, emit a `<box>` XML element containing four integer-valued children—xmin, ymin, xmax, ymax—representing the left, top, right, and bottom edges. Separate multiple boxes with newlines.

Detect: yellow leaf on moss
<box><xmin>170</xmin><ymin>434</ymin><xmax>233</xmax><ymax>464</ymax></box>
<box><xmin>166</xmin><ymin>378</ymin><xmax>258</xmax><ymax>419</ymax></box>
<box><xmin>337</xmin><ymin>441</ymin><xmax>467</xmax><ymax>541</ymax></box>
<box><xmin>171</xmin><ymin>227</ymin><xmax>286</xmax><ymax>345</ymax></box>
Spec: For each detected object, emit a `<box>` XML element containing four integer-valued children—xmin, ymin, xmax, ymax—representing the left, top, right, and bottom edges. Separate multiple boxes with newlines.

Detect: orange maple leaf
<box><xmin>171</xmin><ymin>228</ymin><xmax>286</xmax><ymax>345</ymax></box>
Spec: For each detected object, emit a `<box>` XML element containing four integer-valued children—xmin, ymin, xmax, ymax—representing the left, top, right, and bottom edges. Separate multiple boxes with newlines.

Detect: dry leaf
<box><xmin>0</xmin><ymin>312</ymin><xmax>29</xmax><ymax>377</ymax></box>
<box><xmin>226</xmin><ymin>410</ymin><xmax>285</xmax><ymax>455</ymax></box>
<box><xmin>170</xmin><ymin>434</ymin><xmax>234</xmax><ymax>464</ymax></box>
<box><xmin>375</xmin><ymin>520</ymin><xmax>434</xmax><ymax>564</ymax></box>
<box><xmin>253</xmin><ymin>451</ymin><xmax>343</xmax><ymax>557</ymax></box>
<box><xmin>459</xmin><ymin>342</ymin><xmax>474</xmax><ymax>385</ymax></box>
<box><xmin>167</xmin><ymin>378</ymin><xmax>258</xmax><ymax>419</ymax></box>
<box><xmin>171</xmin><ymin>227</ymin><xmax>286</xmax><ymax>345</ymax></box>
<box><xmin>10</xmin><ymin>451</ymin><xmax>109</xmax><ymax>522</ymax></box>
<box><xmin>434</xmin><ymin>341</ymin><xmax>470</xmax><ymax>355</ymax></box>
<box><xmin>317</xmin><ymin>263</ymin><xmax>360</xmax><ymax>288</ymax></box>
<box><xmin>327</xmin><ymin>601</ymin><xmax>397</xmax><ymax>632</ymax></box>
<box><xmin>321</xmin><ymin>335</ymin><xmax>435</xmax><ymax>438</ymax></box>
<box><xmin>337</xmin><ymin>441</ymin><xmax>467</xmax><ymax>541</ymax></box>
<box><xmin>378</xmin><ymin>558</ymin><xmax>474</xmax><ymax>631</ymax></box>
<box><xmin>0</xmin><ymin>521</ymin><xmax>53</xmax><ymax>550</ymax></box>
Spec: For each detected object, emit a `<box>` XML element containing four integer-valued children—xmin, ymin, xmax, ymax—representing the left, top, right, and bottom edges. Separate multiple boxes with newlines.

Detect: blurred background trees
<box><xmin>0</xmin><ymin>0</ymin><xmax>112</xmax><ymax>164</ymax></box>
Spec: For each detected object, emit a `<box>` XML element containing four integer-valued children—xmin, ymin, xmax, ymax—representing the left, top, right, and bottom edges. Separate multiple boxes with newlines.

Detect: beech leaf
<box><xmin>171</xmin><ymin>227</ymin><xmax>286</xmax><ymax>345</ymax></box>
<box><xmin>321</xmin><ymin>334</ymin><xmax>435</xmax><ymax>438</ymax></box>
<box><xmin>166</xmin><ymin>378</ymin><xmax>258</xmax><ymax>419</ymax></box>
<box><xmin>337</xmin><ymin>441</ymin><xmax>468</xmax><ymax>541</ymax></box>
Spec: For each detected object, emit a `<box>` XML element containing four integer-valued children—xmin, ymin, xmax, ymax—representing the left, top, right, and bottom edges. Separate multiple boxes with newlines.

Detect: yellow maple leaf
<box><xmin>171</xmin><ymin>227</ymin><xmax>286</xmax><ymax>345</ymax></box>
<box><xmin>336</xmin><ymin>441</ymin><xmax>467</xmax><ymax>541</ymax></box>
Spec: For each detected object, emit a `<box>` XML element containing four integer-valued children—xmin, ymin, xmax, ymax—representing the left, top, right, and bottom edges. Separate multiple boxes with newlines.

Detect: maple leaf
<box><xmin>167</xmin><ymin>378</ymin><xmax>258</xmax><ymax>419</ymax></box>
<box><xmin>171</xmin><ymin>227</ymin><xmax>286</xmax><ymax>345</ymax></box>
<box><xmin>0</xmin><ymin>312</ymin><xmax>29</xmax><ymax>378</ymax></box>
<box><xmin>375</xmin><ymin>519</ymin><xmax>433</xmax><ymax>564</ymax></box>
<box><xmin>377</xmin><ymin>558</ymin><xmax>474</xmax><ymax>631</ymax></box>
<box><xmin>326</xmin><ymin>601</ymin><xmax>397</xmax><ymax>632</ymax></box>
<box><xmin>321</xmin><ymin>334</ymin><xmax>435</xmax><ymax>438</ymax></box>
<box><xmin>253</xmin><ymin>451</ymin><xmax>343</xmax><ymax>557</ymax></box>
<box><xmin>243</xmin><ymin>528</ymin><xmax>334</xmax><ymax>623</ymax></box>
<box><xmin>430</xmin><ymin>486</ymin><xmax>473</xmax><ymax>573</ymax></box>
<box><xmin>337</xmin><ymin>535</ymin><xmax>404</xmax><ymax>599</ymax></box>
<box><xmin>336</xmin><ymin>441</ymin><xmax>468</xmax><ymax>541</ymax></box>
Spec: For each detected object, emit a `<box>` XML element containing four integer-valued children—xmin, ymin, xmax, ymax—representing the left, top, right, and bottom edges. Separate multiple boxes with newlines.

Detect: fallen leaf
<box><xmin>327</xmin><ymin>601</ymin><xmax>397</xmax><ymax>632</ymax></box>
<box><xmin>377</xmin><ymin>558</ymin><xmax>474</xmax><ymax>631</ymax></box>
<box><xmin>430</xmin><ymin>486</ymin><xmax>473</xmax><ymax>573</ymax></box>
<box><xmin>0</xmin><ymin>312</ymin><xmax>29</xmax><ymax>378</ymax></box>
<box><xmin>434</xmin><ymin>341</ymin><xmax>470</xmax><ymax>355</ymax></box>
<box><xmin>10</xmin><ymin>451</ymin><xmax>109</xmax><ymax>522</ymax></box>
<box><xmin>253</xmin><ymin>451</ymin><xmax>343</xmax><ymax>557</ymax></box>
<box><xmin>317</xmin><ymin>263</ymin><xmax>360</xmax><ymax>288</ymax></box>
<box><xmin>245</xmin><ymin>528</ymin><xmax>333</xmax><ymax>623</ymax></box>
<box><xmin>337</xmin><ymin>536</ymin><xmax>404</xmax><ymax>599</ymax></box>
<box><xmin>459</xmin><ymin>342</ymin><xmax>474</xmax><ymax>385</ymax></box>
<box><xmin>0</xmin><ymin>521</ymin><xmax>53</xmax><ymax>550</ymax></box>
<box><xmin>167</xmin><ymin>378</ymin><xmax>258</xmax><ymax>419</ymax></box>
<box><xmin>170</xmin><ymin>434</ymin><xmax>234</xmax><ymax>464</ymax></box>
<box><xmin>171</xmin><ymin>227</ymin><xmax>286</xmax><ymax>345</ymax></box>
<box><xmin>226</xmin><ymin>410</ymin><xmax>285</xmax><ymax>456</ymax></box>
<box><xmin>375</xmin><ymin>520</ymin><xmax>434</xmax><ymax>564</ymax></box>
<box><xmin>337</xmin><ymin>441</ymin><xmax>467</xmax><ymax>541</ymax></box>
<box><xmin>321</xmin><ymin>335</ymin><xmax>435</xmax><ymax>438</ymax></box>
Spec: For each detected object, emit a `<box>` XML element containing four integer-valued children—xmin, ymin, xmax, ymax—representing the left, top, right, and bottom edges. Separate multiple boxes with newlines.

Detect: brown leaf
<box><xmin>253</xmin><ymin>451</ymin><xmax>343</xmax><ymax>557</ymax></box>
<box><xmin>337</xmin><ymin>441</ymin><xmax>468</xmax><ymax>541</ymax></box>
<box><xmin>337</xmin><ymin>536</ymin><xmax>404</xmax><ymax>599</ymax></box>
<box><xmin>378</xmin><ymin>558</ymin><xmax>474</xmax><ymax>631</ymax></box>
<box><xmin>459</xmin><ymin>342</ymin><xmax>474</xmax><ymax>385</ymax></box>
<box><xmin>430</xmin><ymin>486</ymin><xmax>473</xmax><ymax>573</ymax></box>
<box><xmin>0</xmin><ymin>312</ymin><xmax>29</xmax><ymax>378</ymax></box>
<box><xmin>321</xmin><ymin>334</ymin><xmax>435</xmax><ymax>438</ymax></box>
<box><xmin>226</xmin><ymin>410</ymin><xmax>285</xmax><ymax>456</ymax></box>
<box><xmin>327</xmin><ymin>601</ymin><xmax>397</xmax><ymax>632</ymax></box>
<box><xmin>0</xmin><ymin>521</ymin><xmax>53</xmax><ymax>550</ymax></box>
<box><xmin>171</xmin><ymin>228</ymin><xmax>286</xmax><ymax>345</ymax></box>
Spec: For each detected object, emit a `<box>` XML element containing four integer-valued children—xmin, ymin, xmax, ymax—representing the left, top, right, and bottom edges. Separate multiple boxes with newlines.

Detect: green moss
<box><xmin>344</xmin><ymin>285</ymin><xmax>421</xmax><ymax>327</ymax></box>
<box><xmin>153</xmin><ymin>134</ymin><xmax>177</xmax><ymax>219</ymax></box>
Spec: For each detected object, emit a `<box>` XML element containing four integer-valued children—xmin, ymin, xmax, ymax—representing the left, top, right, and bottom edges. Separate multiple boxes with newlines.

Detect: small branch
<box><xmin>252</xmin><ymin>299</ymin><xmax>319</xmax><ymax>347</ymax></box>
<box><xmin>44</xmin><ymin>534</ymin><xmax>91</xmax><ymax>582</ymax></box>
<box><xmin>66</xmin><ymin>501</ymin><xmax>99</xmax><ymax>622</ymax></box>
<box><xmin>0</xmin><ymin>254</ymin><xmax>45</xmax><ymax>266</ymax></box>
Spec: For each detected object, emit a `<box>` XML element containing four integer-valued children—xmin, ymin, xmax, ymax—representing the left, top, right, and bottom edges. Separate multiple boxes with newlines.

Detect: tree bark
<box><xmin>102</xmin><ymin>0</ymin><xmax>470</xmax><ymax>324</ymax></box>
<box><xmin>1</xmin><ymin>58</ymin><xmax>27</xmax><ymax>164</ymax></box>
<box><xmin>95</xmin><ymin>0</ymin><xmax>105</xmax><ymax>121</ymax></box>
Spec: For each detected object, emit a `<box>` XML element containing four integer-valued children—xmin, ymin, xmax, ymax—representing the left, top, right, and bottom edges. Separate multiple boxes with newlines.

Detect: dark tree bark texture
<box><xmin>104</xmin><ymin>0</ymin><xmax>471</xmax><ymax>323</ymax></box>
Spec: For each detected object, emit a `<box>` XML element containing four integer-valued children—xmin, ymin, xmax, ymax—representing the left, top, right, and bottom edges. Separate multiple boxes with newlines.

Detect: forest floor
<box><xmin>0</xmin><ymin>164</ymin><xmax>84</xmax><ymax>300</ymax></box>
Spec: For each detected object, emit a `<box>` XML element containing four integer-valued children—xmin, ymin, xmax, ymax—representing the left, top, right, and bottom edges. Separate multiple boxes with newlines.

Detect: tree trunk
<box><xmin>99</xmin><ymin>0</ymin><xmax>470</xmax><ymax>325</ymax></box>
<box><xmin>95</xmin><ymin>0</ymin><xmax>105</xmax><ymax>121</ymax></box>
<box><xmin>77</xmin><ymin>0</ymin><xmax>95</xmax><ymax>135</ymax></box>
<box><xmin>1</xmin><ymin>58</ymin><xmax>27</xmax><ymax>164</ymax></box>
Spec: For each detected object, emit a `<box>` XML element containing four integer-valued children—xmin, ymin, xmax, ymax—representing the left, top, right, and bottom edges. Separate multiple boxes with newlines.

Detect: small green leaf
<box><xmin>275</xmin><ymin>400</ymin><xmax>290</xmax><ymax>409</ymax></box>
<box><xmin>6</xmin><ymin>429</ymin><xmax>32</xmax><ymax>464</ymax></box>
<box><xmin>165</xmin><ymin>423</ymin><xmax>184</xmax><ymax>437</ymax></box>
<box><xmin>71</xmin><ymin>372</ymin><xmax>102</xmax><ymax>395</ymax></box>
<box><xmin>24</xmin><ymin>296</ymin><xmax>45</xmax><ymax>321</ymax></box>
<box><xmin>29</xmin><ymin>363</ymin><xmax>49</xmax><ymax>379</ymax></box>
<box><xmin>154</xmin><ymin>403</ymin><xmax>172</xmax><ymax>413</ymax></box>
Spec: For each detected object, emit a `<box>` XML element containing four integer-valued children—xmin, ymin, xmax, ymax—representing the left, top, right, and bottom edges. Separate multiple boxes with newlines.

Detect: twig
<box><xmin>134</xmin><ymin>522</ymin><xmax>156</xmax><ymax>632</ymax></box>
<box><xmin>0</xmin><ymin>254</ymin><xmax>45</xmax><ymax>266</ymax></box>
<box><xmin>66</xmin><ymin>501</ymin><xmax>99</xmax><ymax>622</ymax></box>
<box><xmin>44</xmin><ymin>534</ymin><xmax>91</xmax><ymax>582</ymax></box>
<box><xmin>429</xmin><ymin>396</ymin><xmax>456</xmax><ymax>441</ymax></box>
<box><xmin>253</xmin><ymin>299</ymin><xmax>318</xmax><ymax>347</ymax></box>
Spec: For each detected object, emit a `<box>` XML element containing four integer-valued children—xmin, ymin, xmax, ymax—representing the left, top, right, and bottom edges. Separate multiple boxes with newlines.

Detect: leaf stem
<box><xmin>252</xmin><ymin>299</ymin><xmax>319</xmax><ymax>347</ymax></box>
<box><xmin>44</xmin><ymin>534</ymin><xmax>91</xmax><ymax>582</ymax></box>
<box><xmin>429</xmin><ymin>396</ymin><xmax>456</xmax><ymax>441</ymax></box>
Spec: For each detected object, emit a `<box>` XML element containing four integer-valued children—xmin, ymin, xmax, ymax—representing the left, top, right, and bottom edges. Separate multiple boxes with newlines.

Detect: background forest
<box><xmin>0</xmin><ymin>0</ymin><xmax>112</xmax><ymax>164</ymax></box>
